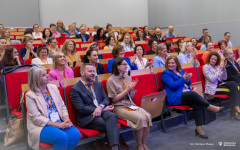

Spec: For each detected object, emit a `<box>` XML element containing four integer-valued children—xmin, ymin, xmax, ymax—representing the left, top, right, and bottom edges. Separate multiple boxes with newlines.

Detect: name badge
<box><xmin>128</xmin><ymin>105</ymin><xmax>139</xmax><ymax>110</ymax></box>
<box><xmin>50</xmin><ymin>112</ymin><xmax>61</xmax><ymax>122</ymax></box>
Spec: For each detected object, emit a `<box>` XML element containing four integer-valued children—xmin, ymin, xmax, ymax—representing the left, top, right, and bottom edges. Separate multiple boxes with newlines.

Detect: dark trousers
<box><xmin>216</xmin><ymin>81</ymin><xmax>240</xmax><ymax>107</ymax></box>
<box><xmin>181</xmin><ymin>91</ymin><xmax>210</xmax><ymax>126</ymax></box>
<box><xmin>84</xmin><ymin>111</ymin><xmax>119</xmax><ymax>147</ymax></box>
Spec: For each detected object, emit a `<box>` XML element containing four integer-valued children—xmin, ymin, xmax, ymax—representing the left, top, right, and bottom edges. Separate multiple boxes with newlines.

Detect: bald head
<box><xmin>168</xmin><ymin>26</ymin><xmax>174</xmax><ymax>33</ymax></box>
<box><xmin>155</xmin><ymin>28</ymin><xmax>161</xmax><ymax>36</ymax></box>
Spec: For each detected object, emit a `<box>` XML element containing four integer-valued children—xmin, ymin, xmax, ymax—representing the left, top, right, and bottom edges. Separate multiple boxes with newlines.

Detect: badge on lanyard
<box><xmin>50</xmin><ymin>112</ymin><xmax>61</xmax><ymax>122</ymax></box>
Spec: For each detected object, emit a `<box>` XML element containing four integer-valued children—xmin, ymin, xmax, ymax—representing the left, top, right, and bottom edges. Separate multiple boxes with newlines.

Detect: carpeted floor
<box><xmin>126</xmin><ymin>110</ymin><xmax>240</xmax><ymax>150</ymax></box>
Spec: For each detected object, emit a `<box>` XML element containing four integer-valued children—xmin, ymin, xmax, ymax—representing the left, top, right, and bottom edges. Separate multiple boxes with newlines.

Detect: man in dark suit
<box><xmin>70</xmin><ymin>63</ymin><xmax>119</xmax><ymax>150</ymax></box>
<box><xmin>76</xmin><ymin>26</ymin><xmax>92</xmax><ymax>42</ymax></box>
<box><xmin>223</xmin><ymin>49</ymin><xmax>240</xmax><ymax>83</ymax></box>
<box><xmin>151</xmin><ymin>27</ymin><xmax>166</xmax><ymax>43</ymax></box>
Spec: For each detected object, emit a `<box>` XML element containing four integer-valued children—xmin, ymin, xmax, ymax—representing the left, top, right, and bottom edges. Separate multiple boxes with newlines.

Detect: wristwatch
<box><xmin>100</xmin><ymin>104</ymin><xmax>105</xmax><ymax>109</ymax></box>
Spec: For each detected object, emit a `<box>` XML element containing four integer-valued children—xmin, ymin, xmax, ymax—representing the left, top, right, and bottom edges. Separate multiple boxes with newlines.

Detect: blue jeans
<box><xmin>40</xmin><ymin>126</ymin><xmax>81</xmax><ymax>150</ymax></box>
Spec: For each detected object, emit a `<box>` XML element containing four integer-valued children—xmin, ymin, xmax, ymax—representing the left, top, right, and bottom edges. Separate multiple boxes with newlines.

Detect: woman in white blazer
<box><xmin>26</xmin><ymin>65</ymin><xmax>80</xmax><ymax>150</ymax></box>
<box><xmin>203</xmin><ymin>52</ymin><xmax>240</xmax><ymax>120</ymax></box>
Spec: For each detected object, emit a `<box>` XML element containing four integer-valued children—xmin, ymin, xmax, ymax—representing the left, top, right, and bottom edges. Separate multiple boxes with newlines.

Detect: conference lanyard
<box><xmin>42</xmin><ymin>89</ymin><xmax>53</xmax><ymax>109</ymax></box>
<box><xmin>83</xmin><ymin>80</ymin><xmax>95</xmax><ymax>100</ymax></box>
<box><xmin>67</xmin><ymin>54</ymin><xmax>74</xmax><ymax>62</ymax></box>
<box><xmin>118</xmin><ymin>79</ymin><xmax>134</xmax><ymax>104</ymax></box>
<box><xmin>139</xmin><ymin>60</ymin><xmax>145</xmax><ymax>68</ymax></box>
<box><xmin>39</xmin><ymin>58</ymin><xmax>48</xmax><ymax>64</ymax></box>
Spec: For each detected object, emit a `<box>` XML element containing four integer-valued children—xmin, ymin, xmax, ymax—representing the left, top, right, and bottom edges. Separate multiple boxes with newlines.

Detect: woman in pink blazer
<box><xmin>49</xmin><ymin>51</ymin><xmax>74</xmax><ymax>87</ymax></box>
<box><xmin>26</xmin><ymin>65</ymin><xmax>80</xmax><ymax>150</ymax></box>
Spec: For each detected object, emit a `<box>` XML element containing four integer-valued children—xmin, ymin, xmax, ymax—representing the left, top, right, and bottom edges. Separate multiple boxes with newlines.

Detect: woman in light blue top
<box><xmin>178</xmin><ymin>42</ymin><xmax>200</xmax><ymax>67</ymax></box>
<box><xmin>121</xmin><ymin>33</ymin><xmax>135</xmax><ymax>51</ymax></box>
<box><xmin>153</xmin><ymin>43</ymin><xmax>169</xmax><ymax>68</ymax></box>
<box><xmin>200</xmin><ymin>35</ymin><xmax>211</xmax><ymax>50</ymax></box>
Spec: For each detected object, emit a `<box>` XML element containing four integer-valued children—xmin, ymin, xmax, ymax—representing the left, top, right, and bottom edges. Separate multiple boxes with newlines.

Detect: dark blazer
<box><xmin>76</xmin><ymin>33</ymin><xmax>90</xmax><ymax>42</ymax></box>
<box><xmin>151</xmin><ymin>33</ymin><xmax>166</xmax><ymax>42</ymax></box>
<box><xmin>93</xmin><ymin>34</ymin><xmax>106</xmax><ymax>41</ymax></box>
<box><xmin>225</xmin><ymin>60</ymin><xmax>240</xmax><ymax>83</ymax></box>
<box><xmin>20</xmin><ymin>47</ymin><xmax>37</xmax><ymax>59</ymax></box>
<box><xmin>70</xmin><ymin>80</ymin><xmax>110</xmax><ymax>127</ymax></box>
<box><xmin>96</xmin><ymin>63</ymin><xmax>105</xmax><ymax>75</ymax></box>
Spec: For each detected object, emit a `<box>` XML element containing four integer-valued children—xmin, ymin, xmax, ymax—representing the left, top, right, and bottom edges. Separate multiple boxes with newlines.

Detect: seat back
<box><xmin>5</xmin><ymin>71</ymin><xmax>28</xmax><ymax>109</ymax></box>
<box><xmin>74</xmin><ymin>66</ymin><xmax>81</xmax><ymax>77</ymax></box>
<box><xmin>156</xmin><ymin>72</ymin><xmax>163</xmax><ymax>90</ymax></box>
<box><xmin>132</xmin><ymin>74</ymin><xmax>158</xmax><ymax>107</ymax></box>
<box><xmin>124</xmin><ymin>51</ymin><xmax>134</xmax><ymax>57</ymax></box>
<box><xmin>183</xmin><ymin>67</ymin><xmax>199</xmax><ymax>83</ymax></box>
<box><xmin>102</xmin><ymin>53</ymin><xmax>113</xmax><ymax>59</ymax></box>
<box><xmin>65</xmin><ymin>85</ymin><xmax>77</xmax><ymax>124</ymax></box>
<box><xmin>25</xmin><ymin>59</ymin><xmax>32</xmax><ymax>64</ymax></box>
<box><xmin>102</xmin><ymin>63</ymin><xmax>109</xmax><ymax>73</ymax></box>
<box><xmin>197</xmin><ymin>66</ymin><xmax>205</xmax><ymax>91</ymax></box>
<box><xmin>101</xmin><ymin>80</ymin><xmax>108</xmax><ymax>94</ymax></box>
<box><xmin>197</xmin><ymin>53</ymin><xmax>204</xmax><ymax>66</ymax></box>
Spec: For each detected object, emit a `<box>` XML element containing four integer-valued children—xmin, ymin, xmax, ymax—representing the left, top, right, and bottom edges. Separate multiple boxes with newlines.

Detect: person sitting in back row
<box><xmin>70</xmin><ymin>63</ymin><xmax>120</xmax><ymax>150</ymax></box>
<box><xmin>108</xmin><ymin>45</ymin><xmax>138</xmax><ymax>73</ymax></box>
<box><xmin>151</xmin><ymin>26</ymin><xmax>166</xmax><ymax>43</ymax></box>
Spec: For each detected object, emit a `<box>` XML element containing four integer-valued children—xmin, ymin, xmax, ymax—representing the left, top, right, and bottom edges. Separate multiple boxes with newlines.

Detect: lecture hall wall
<box><xmin>148</xmin><ymin>0</ymin><xmax>240</xmax><ymax>46</ymax></box>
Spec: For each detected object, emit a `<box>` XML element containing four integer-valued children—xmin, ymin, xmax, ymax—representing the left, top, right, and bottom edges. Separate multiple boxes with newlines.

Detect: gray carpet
<box><xmin>126</xmin><ymin>110</ymin><xmax>240</xmax><ymax>150</ymax></box>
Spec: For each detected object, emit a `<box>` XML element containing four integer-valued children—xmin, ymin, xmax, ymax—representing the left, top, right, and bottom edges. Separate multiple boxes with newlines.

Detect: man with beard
<box><xmin>223</xmin><ymin>49</ymin><xmax>240</xmax><ymax>84</ymax></box>
<box><xmin>70</xmin><ymin>63</ymin><xmax>120</xmax><ymax>150</ymax></box>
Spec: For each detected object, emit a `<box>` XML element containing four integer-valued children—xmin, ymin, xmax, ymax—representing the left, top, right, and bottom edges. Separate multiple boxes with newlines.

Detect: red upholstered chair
<box><xmin>131</xmin><ymin>74</ymin><xmax>158</xmax><ymax>107</ymax></box>
<box><xmin>102</xmin><ymin>53</ymin><xmax>113</xmax><ymax>59</ymax></box>
<box><xmin>102</xmin><ymin>63</ymin><xmax>109</xmax><ymax>73</ymax></box>
<box><xmin>183</xmin><ymin>67</ymin><xmax>199</xmax><ymax>83</ymax></box>
<box><xmin>74</xmin><ymin>66</ymin><xmax>81</xmax><ymax>77</ymax></box>
<box><xmin>157</xmin><ymin>71</ymin><xmax>192</xmax><ymax>124</ymax></box>
<box><xmin>197</xmin><ymin>66</ymin><xmax>230</xmax><ymax>106</ymax></box>
<box><xmin>213</xmin><ymin>44</ymin><xmax>218</xmax><ymax>49</ymax></box>
<box><xmin>4</xmin><ymin>71</ymin><xmax>28</xmax><ymax>120</ymax></box>
<box><xmin>6</xmin><ymin>44</ymin><xmax>25</xmax><ymax>50</ymax></box>
<box><xmin>177</xmin><ymin>36</ymin><xmax>186</xmax><ymax>39</ymax></box>
<box><xmin>166</xmin><ymin>37</ymin><xmax>176</xmax><ymax>42</ymax></box>
<box><xmin>25</xmin><ymin>59</ymin><xmax>32</xmax><ymax>64</ymax></box>
<box><xmin>65</xmin><ymin>85</ymin><xmax>102</xmax><ymax>137</ymax></box>
<box><xmin>197</xmin><ymin>53</ymin><xmax>204</xmax><ymax>66</ymax></box>
<box><xmin>124</xmin><ymin>51</ymin><xmax>134</xmax><ymax>57</ymax></box>
<box><xmin>234</xmin><ymin>49</ymin><xmax>239</xmax><ymax>59</ymax></box>
<box><xmin>82</xmin><ymin>47</ymin><xmax>88</xmax><ymax>51</ymax></box>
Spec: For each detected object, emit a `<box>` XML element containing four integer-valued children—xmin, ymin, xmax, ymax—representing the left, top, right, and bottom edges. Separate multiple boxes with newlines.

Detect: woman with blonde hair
<box><xmin>121</xmin><ymin>33</ymin><xmax>135</xmax><ymax>51</ymax></box>
<box><xmin>49</xmin><ymin>51</ymin><xmax>74</xmax><ymax>87</ymax></box>
<box><xmin>20</xmin><ymin>35</ymin><xmax>38</xmax><ymax>60</ymax></box>
<box><xmin>1</xmin><ymin>29</ymin><xmax>21</xmax><ymax>44</ymax></box>
<box><xmin>61</xmin><ymin>39</ymin><xmax>80</xmax><ymax>67</ymax></box>
<box><xmin>32</xmin><ymin>46</ymin><xmax>53</xmax><ymax>65</ymax></box>
<box><xmin>26</xmin><ymin>65</ymin><xmax>80</xmax><ymax>150</ymax></box>
<box><xmin>65</xmin><ymin>23</ymin><xmax>78</xmax><ymax>37</ymax></box>
<box><xmin>56</xmin><ymin>19</ymin><xmax>68</xmax><ymax>33</ymax></box>
<box><xmin>177</xmin><ymin>42</ymin><xmax>199</xmax><ymax>67</ymax></box>
<box><xmin>153</xmin><ymin>43</ymin><xmax>169</xmax><ymax>67</ymax></box>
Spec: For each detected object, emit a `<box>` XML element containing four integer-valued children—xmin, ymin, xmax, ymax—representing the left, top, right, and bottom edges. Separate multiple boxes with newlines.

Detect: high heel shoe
<box><xmin>230</xmin><ymin>109</ymin><xmax>240</xmax><ymax>121</ymax></box>
<box><xmin>195</xmin><ymin>129</ymin><xmax>208</xmax><ymax>139</ymax></box>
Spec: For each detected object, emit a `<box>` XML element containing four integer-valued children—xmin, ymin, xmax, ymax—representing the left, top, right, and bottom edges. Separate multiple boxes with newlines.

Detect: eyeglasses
<box><xmin>120</xmin><ymin>63</ymin><xmax>128</xmax><ymax>66</ymax></box>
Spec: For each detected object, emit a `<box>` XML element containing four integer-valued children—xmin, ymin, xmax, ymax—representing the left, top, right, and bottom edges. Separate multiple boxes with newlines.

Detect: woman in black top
<box><xmin>82</xmin><ymin>49</ymin><xmax>105</xmax><ymax>75</ymax></box>
<box><xmin>147</xmin><ymin>38</ymin><xmax>158</xmax><ymax>55</ymax></box>
<box><xmin>175</xmin><ymin>39</ymin><xmax>184</xmax><ymax>54</ymax></box>
<box><xmin>93</xmin><ymin>28</ymin><xmax>107</xmax><ymax>41</ymax></box>
<box><xmin>143</xmin><ymin>26</ymin><xmax>152</xmax><ymax>38</ymax></box>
